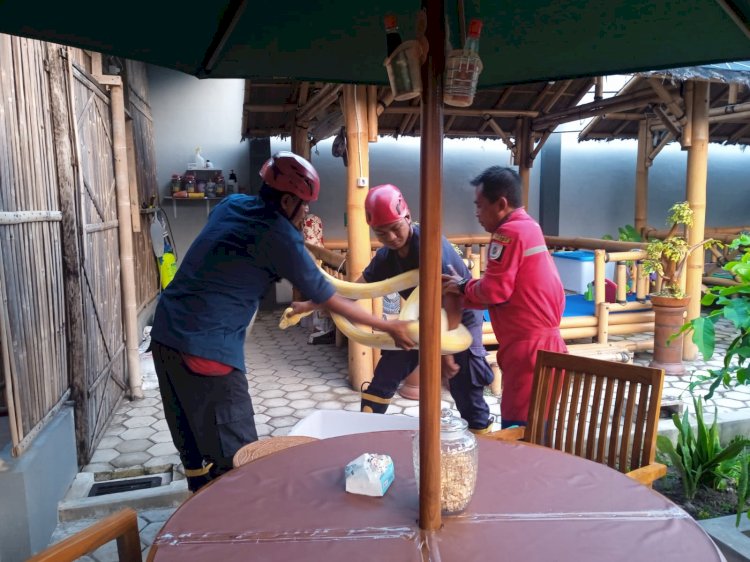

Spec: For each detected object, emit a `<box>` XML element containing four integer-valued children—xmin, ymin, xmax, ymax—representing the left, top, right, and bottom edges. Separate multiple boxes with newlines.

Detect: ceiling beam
<box><xmin>716</xmin><ymin>0</ymin><xmax>750</xmax><ymax>40</ymax></box>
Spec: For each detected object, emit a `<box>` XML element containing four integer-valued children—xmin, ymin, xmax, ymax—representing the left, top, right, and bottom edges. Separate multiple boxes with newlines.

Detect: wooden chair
<box><xmin>484</xmin><ymin>350</ymin><xmax>667</xmax><ymax>486</ymax></box>
<box><xmin>27</xmin><ymin>508</ymin><xmax>142</xmax><ymax>562</ymax></box>
<box><xmin>232</xmin><ymin>435</ymin><xmax>319</xmax><ymax>468</ymax></box>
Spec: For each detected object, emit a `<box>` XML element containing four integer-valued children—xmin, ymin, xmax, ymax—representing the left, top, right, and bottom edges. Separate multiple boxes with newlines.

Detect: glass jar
<box><xmin>412</xmin><ymin>408</ymin><xmax>479</xmax><ymax>515</ymax></box>
<box><xmin>170</xmin><ymin>174</ymin><xmax>181</xmax><ymax>195</ymax></box>
<box><xmin>184</xmin><ymin>174</ymin><xmax>196</xmax><ymax>193</ymax></box>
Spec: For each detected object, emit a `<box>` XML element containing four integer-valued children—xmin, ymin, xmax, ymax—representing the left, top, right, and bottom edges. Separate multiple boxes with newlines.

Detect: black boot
<box><xmin>360</xmin><ymin>382</ymin><xmax>391</xmax><ymax>414</ymax></box>
<box><xmin>184</xmin><ymin>462</ymin><xmax>214</xmax><ymax>493</ymax></box>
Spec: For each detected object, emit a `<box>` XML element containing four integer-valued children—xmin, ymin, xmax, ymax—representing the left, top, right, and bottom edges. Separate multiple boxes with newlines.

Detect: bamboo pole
<box><xmin>684</xmin><ymin>80</ymin><xmax>710</xmax><ymax>361</ymax></box>
<box><xmin>47</xmin><ymin>43</ymin><xmax>89</xmax><ymax>459</ymax></box>
<box><xmin>682</xmin><ymin>81</ymin><xmax>694</xmax><ymax>149</ymax></box>
<box><xmin>533</xmin><ymin>90</ymin><xmax>659</xmax><ymax>130</ymax></box>
<box><xmin>367</xmin><ymin>85</ymin><xmax>378</xmax><ymax>142</ymax></box>
<box><xmin>635</xmin><ymin>120</ymin><xmax>650</xmax><ymax>234</ymax></box>
<box><xmin>597</xmin><ymin>303</ymin><xmax>610</xmax><ymax>343</ymax></box>
<box><xmin>110</xmin><ymin>79</ymin><xmax>143</xmax><ymax>399</ymax></box>
<box><xmin>594</xmin><ymin>250</ymin><xmax>606</xmax><ymax>317</ymax></box>
<box><xmin>342</xmin><ymin>85</ymin><xmax>374</xmax><ymax>390</ymax></box>
<box><xmin>419</xmin><ymin>0</ymin><xmax>444</xmax><ymax>531</ymax></box>
<box><xmin>515</xmin><ymin>118</ymin><xmax>531</xmax><ymax>208</ymax></box>
<box><xmin>728</xmin><ymin>83</ymin><xmax>739</xmax><ymax>105</ymax></box>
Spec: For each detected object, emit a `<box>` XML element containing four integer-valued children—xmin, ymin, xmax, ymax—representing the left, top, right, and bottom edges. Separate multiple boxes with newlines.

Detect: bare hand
<box><xmin>442</xmin><ymin>273</ymin><xmax>462</xmax><ymax>295</ymax></box>
<box><xmin>441</xmin><ymin>354</ymin><xmax>460</xmax><ymax>379</ymax></box>
<box><xmin>290</xmin><ymin>300</ymin><xmax>316</xmax><ymax>316</ymax></box>
<box><xmin>385</xmin><ymin>319</ymin><xmax>416</xmax><ymax>350</ymax></box>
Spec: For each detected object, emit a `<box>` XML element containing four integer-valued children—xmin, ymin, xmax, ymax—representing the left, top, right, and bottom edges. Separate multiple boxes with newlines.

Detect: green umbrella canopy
<box><xmin>1</xmin><ymin>0</ymin><xmax>749</xmax><ymax>85</ymax></box>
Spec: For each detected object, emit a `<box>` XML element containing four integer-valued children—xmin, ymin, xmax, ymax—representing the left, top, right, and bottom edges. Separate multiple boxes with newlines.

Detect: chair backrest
<box><xmin>525</xmin><ymin>350</ymin><xmax>665</xmax><ymax>474</ymax></box>
<box><xmin>28</xmin><ymin>508</ymin><xmax>142</xmax><ymax>562</ymax></box>
<box><xmin>232</xmin><ymin>435</ymin><xmax>319</xmax><ymax>468</ymax></box>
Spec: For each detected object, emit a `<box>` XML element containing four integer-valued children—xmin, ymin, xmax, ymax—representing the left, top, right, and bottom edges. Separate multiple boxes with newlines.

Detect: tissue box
<box><xmin>344</xmin><ymin>453</ymin><xmax>395</xmax><ymax>497</ymax></box>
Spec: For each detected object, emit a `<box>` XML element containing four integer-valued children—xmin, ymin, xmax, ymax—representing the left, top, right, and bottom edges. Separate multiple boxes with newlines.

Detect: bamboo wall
<box><xmin>0</xmin><ymin>35</ymin><xmax>160</xmax><ymax>461</ymax></box>
<box><xmin>124</xmin><ymin>60</ymin><xmax>160</xmax><ymax>314</ymax></box>
<box><xmin>0</xmin><ymin>36</ymin><xmax>69</xmax><ymax>455</ymax></box>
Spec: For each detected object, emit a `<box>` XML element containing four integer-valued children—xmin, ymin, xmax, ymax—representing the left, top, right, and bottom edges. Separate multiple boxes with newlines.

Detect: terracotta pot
<box><xmin>397</xmin><ymin>366</ymin><xmax>420</xmax><ymax>400</ymax></box>
<box><xmin>649</xmin><ymin>294</ymin><xmax>690</xmax><ymax>376</ymax></box>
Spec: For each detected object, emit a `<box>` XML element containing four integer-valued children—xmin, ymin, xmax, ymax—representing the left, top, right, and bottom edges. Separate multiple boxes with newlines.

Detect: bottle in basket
<box><xmin>444</xmin><ymin>18</ymin><xmax>484</xmax><ymax>107</ymax></box>
<box><xmin>384</xmin><ymin>14</ymin><xmax>403</xmax><ymax>57</ymax></box>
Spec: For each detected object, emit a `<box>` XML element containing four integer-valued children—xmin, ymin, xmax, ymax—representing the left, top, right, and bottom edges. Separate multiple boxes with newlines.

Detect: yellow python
<box><xmin>279</xmin><ymin>268</ymin><xmax>472</xmax><ymax>354</ymax></box>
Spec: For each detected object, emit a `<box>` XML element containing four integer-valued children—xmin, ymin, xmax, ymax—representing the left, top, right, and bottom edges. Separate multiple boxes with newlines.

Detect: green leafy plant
<box><xmin>602</xmin><ymin>224</ymin><xmax>642</xmax><ymax>242</ymax></box>
<box><xmin>641</xmin><ymin>202</ymin><xmax>718</xmax><ymax>298</ymax></box>
<box><xmin>657</xmin><ymin>395</ymin><xmax>750</xmax><ymax>501</ymax></box>
<box><xmin>675</xmin><ymin>234</ymin><xmax>750</xmax><ymax>399</ymax></box>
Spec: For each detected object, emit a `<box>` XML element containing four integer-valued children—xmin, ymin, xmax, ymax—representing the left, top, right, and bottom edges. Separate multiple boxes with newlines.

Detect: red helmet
<box><xmin>259</xmin><ymin>151</ymin><xmax>320</xmax><ymax>202</ymax></box>
<box><xmin>365</xmin><ymin>184</ymin><xmax>410</xmax><ymax>227</ymax></box>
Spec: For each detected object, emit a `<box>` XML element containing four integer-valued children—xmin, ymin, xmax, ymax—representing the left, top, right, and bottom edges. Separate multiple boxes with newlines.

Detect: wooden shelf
<box><xmin>162</xmin><ymin>195</ymin><xmax>227</xmax><ymax>218</ymax></box>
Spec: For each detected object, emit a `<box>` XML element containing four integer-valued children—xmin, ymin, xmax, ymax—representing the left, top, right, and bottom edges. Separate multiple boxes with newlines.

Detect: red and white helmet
<box><xmin>259</xmin><ymin>151</ymin><xmax>320</xmax><ymax>202</ymax></box>
<box><xmin>365</xmin><ymin>184</ymin><xmax>410</xmax><ymax>227</ymax></box>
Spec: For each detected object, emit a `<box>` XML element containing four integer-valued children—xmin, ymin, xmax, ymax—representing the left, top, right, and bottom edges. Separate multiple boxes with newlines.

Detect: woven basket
<box><xmin>232</xmin><ymin>435</ymin><xmax>318</xmax><ymax>468</ymax></box>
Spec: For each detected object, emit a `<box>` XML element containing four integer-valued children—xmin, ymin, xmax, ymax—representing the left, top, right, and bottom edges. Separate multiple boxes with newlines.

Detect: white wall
<box><xmin>560</xmin><ymin>132</ymin><xmax>750</xmax><ymax>238</ymax></box>
<box><xmin>147</xmin><ymin>70</ymin><xmax>749</xmax><ymax>257</ymax></box>
<box><xmin>271</xmin><ymin>136</ymin><xmax>536</xmax><ymax>241</ymax></box>
<box><xmin>147</xmin><ymin>65</ymin><xmax>251</xmax><ymax>260</ymax></box>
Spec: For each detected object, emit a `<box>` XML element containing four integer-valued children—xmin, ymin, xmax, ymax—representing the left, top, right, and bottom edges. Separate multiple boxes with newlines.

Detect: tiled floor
<box><xmin>47</xmin><ymin>307</ymin><xmax>750</xmax><ymax>558</ymax></box>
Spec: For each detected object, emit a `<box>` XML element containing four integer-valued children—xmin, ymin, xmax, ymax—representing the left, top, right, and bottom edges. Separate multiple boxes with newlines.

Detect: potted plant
<box><xmin>641</xmin><ymin>202</ymin><xmax>717</xmax><ymax>375</ymax></box>
<box><xmin>677</xmin><ymin>233</ymin><xmax>750</xmax><ymax>399</ymax></box>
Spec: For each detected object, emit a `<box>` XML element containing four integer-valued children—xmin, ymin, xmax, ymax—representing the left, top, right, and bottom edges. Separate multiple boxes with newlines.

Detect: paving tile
<box><xmin>128</xmin><ymin>406</ymin><xmax>159</xmax><ymax>417</ymax></box>
<box><xmin>265</xmin><ymin>406</ymin><xmax>294</xmax><ymax>417</ymax></box>
<box><xmin>268</xmin><ymin>416</ymin><xmax>298</xmax><ymax>428</ymax></box>
<box><xmin>111</xmin><ymin>452</ymin><xmax>150</xmax><ymax>468</ymax></box>
<box><xmin>89</xmin><ymin>449</ymin><xmax>119</xmax><ymax>463</ymax></box>
<box><xmin>286</xmin><ymin>390</ymin><xmax>312</xmax><ymax>400</ymax></box>
<box><xmin>148</xmin><ymin>442</ymin><xmax>179</xmax><ymax>456</ymax></box>
<box><xmin>123</xmin><ymin>416</ymin><xmax>158</xmax><ymax>429</ymax></box>
<box><xmin>262</xmin><ymin>397</ymin><xmax>290</xmax><ymax>408</ymax></box>
<box><xmin>316</xmin><ymin>401</ymin><xmax>345</xmax><ymax>410</ymax></box>
<box><xmin>121</xmin><ymin>426</ymin><xmax>156</xmax><ymax>440</ymax></box>
<box><xmin>144</xmin><ymin>455</ymin><xmax>180</xmax><ymax>470</ymax></box>
<box><xmin>150</xmin><ymin>430</ymin><xmax>174</xmax><ymax>444</ymax></box>
<box><xmin>258</xmin><ymin>389</ymin><xmax>285</xmax><ymax>399</ymax></box>
<box><xmin>115</xmin><ymin>439</ymin><xmax>153</xmax><ymax>454</ymax></box>
<box><xmin>97</xmin><ymin>435</ymin><xmax>123</xmax><ymax>449</ymax></box>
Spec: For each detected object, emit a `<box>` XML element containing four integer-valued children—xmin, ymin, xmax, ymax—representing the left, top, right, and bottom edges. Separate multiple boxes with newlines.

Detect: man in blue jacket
<box><xmin>151</xmin><ymin>152</ymin><xmax>414</xmax><ymax>492</ymax></box>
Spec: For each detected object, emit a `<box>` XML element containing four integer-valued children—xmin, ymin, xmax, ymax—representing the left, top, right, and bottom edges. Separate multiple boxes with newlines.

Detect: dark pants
<box><xmin>151</xmin><ymin>342</ymin><xmax>257</xmax><ymax>491</ymax></box>
<box><xmin>363</xmin><ymin>348</ymin><xmax>493</xmax><ymax>430</ymax></box>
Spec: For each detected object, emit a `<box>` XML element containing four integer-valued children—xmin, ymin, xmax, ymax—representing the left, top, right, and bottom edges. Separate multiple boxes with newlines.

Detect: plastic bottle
<box><xmin>194</xmin><ymin>147</ymin><xmax>205</xmax><ymax>168</ymax></box>
<box><xmin>384</xmin><ymin>14</ymin><xmax>402</xmax><ymax>57</ymax></box>
<box><xmin>464</xmin><ymin>18</ymin><xmax>482</xmax><ymax>54</ymax></box>
<box><xmin>228</xmin><ymin>169</ymin><xmax>238</xmax><ymax>194</ymax></box>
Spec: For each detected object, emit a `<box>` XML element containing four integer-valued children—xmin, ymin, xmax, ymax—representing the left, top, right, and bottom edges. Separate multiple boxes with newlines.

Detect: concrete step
<box><xmin>58</xmin><ymin>471</ymin><xmax>189</xmax><ymax>522</ymax></box>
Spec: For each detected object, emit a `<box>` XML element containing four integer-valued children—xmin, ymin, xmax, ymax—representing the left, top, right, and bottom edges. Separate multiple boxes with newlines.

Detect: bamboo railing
<box><xmin>316</xmin><ymin>235</ymin><xmax>658</xmax><ymax>352</ymax></box>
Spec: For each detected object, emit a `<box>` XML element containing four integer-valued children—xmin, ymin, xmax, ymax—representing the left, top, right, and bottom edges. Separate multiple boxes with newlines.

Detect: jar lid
<box><xmin>440</xmin><ymin>408</ymin><xmax>468</xmax><ymax>436</ymax></box>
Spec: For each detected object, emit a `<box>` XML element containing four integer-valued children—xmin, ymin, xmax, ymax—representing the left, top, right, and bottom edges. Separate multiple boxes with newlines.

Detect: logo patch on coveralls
<box><xmin>491</xmin><ymin>233</ymin><xmax>512</xmax><ymax>245</ymax></box>
<box><xmin>489</xmin><ymin>241</ymin><xmax>504</xmax><ymax>260</ymax></box>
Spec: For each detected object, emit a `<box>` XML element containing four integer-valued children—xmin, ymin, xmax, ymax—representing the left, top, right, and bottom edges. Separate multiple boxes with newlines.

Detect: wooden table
<box><xmin>148</xmin><ymin>431</ymin><xmax>724</xmax><ymax>561</ymax></box>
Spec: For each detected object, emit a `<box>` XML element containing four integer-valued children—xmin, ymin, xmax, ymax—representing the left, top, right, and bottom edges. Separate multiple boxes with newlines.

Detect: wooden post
<box><xmin>47</xmin><ymin>43</ymin><xmax>89</xmax><ymax>459</ymax></box>
<box><xmin>419</xmin><ymin>0</ymin><xmax>445</xmax><ymax>531</ymax></box>
<box><xmin>515</xmin><ymin>118</ymin><xmax>531</xmax><ymax>208</ymax></box>
<box><xmin>684</xmin><ymin>80</ymin><xmax>709</xmax><ymax>361</ymax></box>
<box><xmin>342</xmin><ymin>85</ymin><xmax>374</xmax><ymax>390</ymax></box>
<box><xmin>367</xmin><ymin>85</ymin><xmax>379</xmax><ymax>142</ymax></box>
<box><xmin>110</xmin><ymin>79</ymin><xmax>143</xmax><ymax>399</ymax></box>
<box><xmin>634</xmin><ymin>120</ymin><xmax>651</xmax><ymax>235</ymax></box>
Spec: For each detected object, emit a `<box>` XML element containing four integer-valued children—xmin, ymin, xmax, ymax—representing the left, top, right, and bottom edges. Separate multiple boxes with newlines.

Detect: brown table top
<box><xmin>149</xmin><ymin>430</ymin><xmax>723</xmax><ymax>561</ymax></box>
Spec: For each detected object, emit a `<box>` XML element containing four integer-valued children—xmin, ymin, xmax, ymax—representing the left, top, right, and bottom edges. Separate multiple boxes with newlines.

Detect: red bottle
<box><xmin>384</xmin><ymin>14</ymin><xmax>402</xmax><ymax>57</ymax></box>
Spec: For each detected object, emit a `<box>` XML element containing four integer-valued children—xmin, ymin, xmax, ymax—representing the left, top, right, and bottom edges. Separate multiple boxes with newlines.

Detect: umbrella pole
<box><xmin>419</xmin><ymin>0</ymin><xmax>445</xmax><ymax>531</ymax></box>
<box><xmin>634</xmin><ymin>120</ymin><xmax>650</xmax><ymax>235</ymax></box>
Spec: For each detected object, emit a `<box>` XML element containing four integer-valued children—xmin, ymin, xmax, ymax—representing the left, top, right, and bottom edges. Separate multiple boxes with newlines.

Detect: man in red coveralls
<box><xmin>443</xmin><ymin>166</ymin><xmax>567</xmax><ymax>428</ymax></box>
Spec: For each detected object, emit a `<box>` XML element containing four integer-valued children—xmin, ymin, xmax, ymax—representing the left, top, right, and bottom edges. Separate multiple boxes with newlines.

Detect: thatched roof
<box><xmin>242</xmin><ymin>78</ymin><xmax>594</xmax><ymax>149</ymax></box>
<box><xmin>579</xmin><ymin>62</ymin><xmax>750</xmax><ymax>146</ymax></box>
